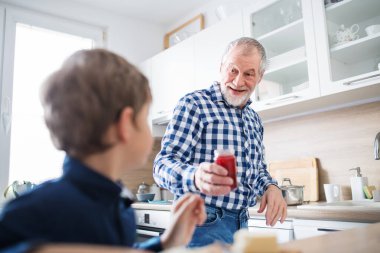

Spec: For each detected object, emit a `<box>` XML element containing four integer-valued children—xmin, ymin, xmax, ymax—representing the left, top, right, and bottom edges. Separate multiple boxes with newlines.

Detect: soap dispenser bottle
<box><xmin>349</xmin><ymin>167</ymin><xmax>368</xmax><ymax>201</ymax></box>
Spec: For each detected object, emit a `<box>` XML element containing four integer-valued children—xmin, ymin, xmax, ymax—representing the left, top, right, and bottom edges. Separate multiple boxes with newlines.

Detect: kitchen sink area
<box><xmin>297</xmin><ymin>200</ymin><xmax>380</xmax><ymax>210</ymax></box>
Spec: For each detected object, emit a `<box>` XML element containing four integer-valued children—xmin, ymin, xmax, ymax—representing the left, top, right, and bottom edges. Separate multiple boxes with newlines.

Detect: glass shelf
<box><xmin>251</xmin><ymin>0</ymin><xmax>302</xmax><ymax>39</ymax></box>
<box><xmin>258</xmin><ymin>19</ymin><xmax>305</xmax><ymax>57</ymax></box>
<box><xmin>330</xmin><ymin>33</ymin><xmax>380</xmax><ymax>63</ymax></box>
<box><xmin>324</xmin><ymin>0</ymin><xmax>380</xmax><ymax>82</ymax></box>
<box><xmin>263</xmin><ymin>60</ymin><xmax>309</xmax><ymax>96</ymax></box>
<box><xmin>326</xmin><ymin>0</ymin><xmax>380</xmax><ymax>25</ymax></box>
<box><xmin>266</xmin><ymin>46</ymin><xmax>306</xmax><ymax>73</ymax></box>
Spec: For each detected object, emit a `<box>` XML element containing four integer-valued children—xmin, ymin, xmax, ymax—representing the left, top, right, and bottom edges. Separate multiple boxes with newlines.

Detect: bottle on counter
<box><xmin>349</xmin><ymin>167</ymin><xmax>368</xmax><ymax>201</ymax></box>
<box><xmin>150</xmin><ymin>183</ymin><xmax>161</xmax><ymax>201</ymax></box>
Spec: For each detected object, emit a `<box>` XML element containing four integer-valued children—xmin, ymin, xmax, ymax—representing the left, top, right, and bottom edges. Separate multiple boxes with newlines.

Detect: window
<box><xmin>0</xmin><ymin>7</ymin><xmax>104</xmax><ymax>200</ymax></box>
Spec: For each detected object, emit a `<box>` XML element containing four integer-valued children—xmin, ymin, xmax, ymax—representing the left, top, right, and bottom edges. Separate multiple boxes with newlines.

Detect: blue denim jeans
<box><xmin>187</xmin><ymin>205</ymin><xmax>249</xmax><ymax>248</ymax></box>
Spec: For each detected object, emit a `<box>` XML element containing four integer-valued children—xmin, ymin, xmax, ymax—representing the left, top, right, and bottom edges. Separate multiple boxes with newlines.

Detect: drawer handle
<box><xmin>317</xmin><ymin>228</ymin><xmax>339</xmax><ymax>232</ymax></box>
<box><xmin>265</xmin><ymin>95</ymin><xmax>299</xmax><ymax>105</ymax></box>
<box><xmin>343</xmin><ymin>73</ymin><xmax>380</xmax><ymax>85</ymax></box>
<box><xmin>136</xmin><ymin>229</ymin><xmax>161</xmax><ymax>236</ymax></box>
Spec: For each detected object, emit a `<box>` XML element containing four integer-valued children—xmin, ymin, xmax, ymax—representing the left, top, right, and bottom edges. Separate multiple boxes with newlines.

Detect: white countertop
<box><xmin>132</xmin><ymin>201</ymin><xmax>380</xmax><ymax>223</ymax></box>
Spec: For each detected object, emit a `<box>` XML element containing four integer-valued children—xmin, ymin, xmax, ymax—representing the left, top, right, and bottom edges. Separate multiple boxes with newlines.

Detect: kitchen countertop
<box><xmin>281</xmin><ymin>222</ymin><xmax>380</xmax><ymax>253</ymax></box>
<box><xmin>248</xmin><ymin>204</ymin><xmax>380</xmax><ymax>223</ymax></box>
<box><xmin>132</xmin><ymin>202</ymin><xmax>380</xmax><ymax>223</ymax></box>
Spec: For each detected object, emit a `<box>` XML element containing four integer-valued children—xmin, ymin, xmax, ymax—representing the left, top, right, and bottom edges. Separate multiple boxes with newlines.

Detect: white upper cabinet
<box><xmin>142</xmin><ymin>0</ymin><xmax>380</xmax><ymax>128</ymax></box>
<box><xmin>150</xmin><ymin>37</ymin><xmax>195</xmax><ymax>118</ymax></box>
<box><xmin>312</xmin><ymin>0</ymin><xmax>380</xmax><ymax>95</ymax></box>
<box><xmin>0</xmin><ymin>7</ymin><xmax>4</xmax><ymax>87</ymax></box>
<box><xmin>243</xmin><ymin>0</ymin><xmax>320</xmax><ymax>111</ymax></box>
<box><xmin>137</xmin><ymin>58</ymin><xmax>153</xmax><ymax>128</ymax></box>
<box><xmin>193</xmin><ymin>12</ymin><xmax>244</xmax><ymax>91</ymax></box>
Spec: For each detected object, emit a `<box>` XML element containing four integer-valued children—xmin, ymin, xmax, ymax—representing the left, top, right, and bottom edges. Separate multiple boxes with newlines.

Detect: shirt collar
<box><xmin>63</xmin><ymin>156</ymin><xmax>133</xmax><ymax>206</ymax></box>
<box><xmin>210</xmin><ymin>82</ymin><xmax>253</xmax><ymax>109</ymax></box>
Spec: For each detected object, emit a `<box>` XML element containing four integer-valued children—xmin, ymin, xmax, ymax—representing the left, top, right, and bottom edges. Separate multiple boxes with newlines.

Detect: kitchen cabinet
<box><xmin>293</xmin><ymin>218</ymin><xmax>369</xmax><ymax>240</ymax></box>
<box><xmin>243</xmin><ymin>0</ymin><xmax>320</xmax><ymax>111</ymax></box>
<box><xmin>138</xmin><ymin>58</ymin><xmax>153</xmax><ymax>128</ymax></box>
<box><xmin>193</xmin><ymin>12</ymin><xmax>243</xmax><ymax>90</ymax></box>
<box><xmin>0</xmin><ymin>6</ymin><xmax>4</xmax><ymax>85</ymax></box>
<box><xmin>312</xmin><ymin>0</ymin><xmax>380</xmax><ymax>95</ymax></box>
<box><xmin>241</xmin><ymin>0</ymin><xmax>380</xmax><ymax>120</ymax></box>
<box><xmin>248</xmin><ymin>216</ymin><xmax>294</xmax><ymax>243</ymax></box>
<box><xmin>140</xmin><ymin>0</ymin><xmax>380</xmax><ymax>129</ymax></box>
<box><xmin>148</xmin><ymin>37</ymin><xmax>195</xmax><ymax>122</ymax></box>
<box><xmin>0</xmin><ymin>7</ymin><xmax>6</xmax><ymax>199</ymax></box>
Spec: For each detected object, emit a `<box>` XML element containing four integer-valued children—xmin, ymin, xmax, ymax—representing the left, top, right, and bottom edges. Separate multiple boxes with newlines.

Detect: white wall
<box><xmin>165</xmin><ymin>0</ymin><xmax>254</xmax><ymax>33</ymax></box>
<box><xmin>0</xmin><ymin>0</ymin><xmax>164</xmax><ymax>64</ymax></box>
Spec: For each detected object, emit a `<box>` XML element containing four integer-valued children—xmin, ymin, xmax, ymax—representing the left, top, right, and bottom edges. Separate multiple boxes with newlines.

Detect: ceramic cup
<box><xmin>324</xmin><ymin>184</ymin><xmax>341</xmax><ymax>203</ymax></box>
<box><xmin>365</xmin><ymin>24</ymin><xmax>380</xmax><ymax>36</ymax></box>
<box><xmin>373</xmin><ymin>190</ymin><xmax>380</xmax><ymax>202</ymax></box>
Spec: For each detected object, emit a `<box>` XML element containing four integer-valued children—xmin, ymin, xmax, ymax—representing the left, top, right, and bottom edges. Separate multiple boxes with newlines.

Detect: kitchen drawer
<box><xmin>248</xmin><ymin>226</ymin><xmax>294</xmax><ymax>243</ymax></box>
<box><xmin>248</xmin><ymin>217</ymin><xmax>294</xmax><ymax>243</ymax></box>
<box><xmin>249</xmin><ymin>216</ymin><xmax>293</xmax><ymax>229</ymax></box>
<box><xmin>293</xmin><ymin>218</ymin><xmax>369</xmax><ymax>240</ymax></box>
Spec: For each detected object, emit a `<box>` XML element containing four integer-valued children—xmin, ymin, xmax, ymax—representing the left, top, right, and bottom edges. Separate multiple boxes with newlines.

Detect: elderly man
<box><xmin>153</xmin><ymin>37</ymin><xmax>287</xmax><ymax>247</ymax></box>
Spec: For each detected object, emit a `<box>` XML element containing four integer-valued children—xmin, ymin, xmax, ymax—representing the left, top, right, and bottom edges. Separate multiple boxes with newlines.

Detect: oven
<box><xmin>135</xmin><ymin>209</ymin><xmax>171</xmax><ymax>242</ymax></box>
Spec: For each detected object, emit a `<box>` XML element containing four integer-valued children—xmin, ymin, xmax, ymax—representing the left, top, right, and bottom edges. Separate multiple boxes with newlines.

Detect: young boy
<box><xmin>0</xmin><ymin>49</ymin><xmax>206</xmax><ymax>252</ymax></box>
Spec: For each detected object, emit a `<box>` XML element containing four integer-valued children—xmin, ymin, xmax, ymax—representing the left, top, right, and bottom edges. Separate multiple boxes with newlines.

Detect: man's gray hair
<box><xmin>221</xmin><ymin>37</ymin><xmax>267</xmax><ymax>75</ymax></box>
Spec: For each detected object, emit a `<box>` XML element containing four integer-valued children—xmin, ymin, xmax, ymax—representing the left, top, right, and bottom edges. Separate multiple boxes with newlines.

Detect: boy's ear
<box><xmin>117</xmin><ymin>107</ymin><xmax>134</xmax><ymax>142</ymax></box>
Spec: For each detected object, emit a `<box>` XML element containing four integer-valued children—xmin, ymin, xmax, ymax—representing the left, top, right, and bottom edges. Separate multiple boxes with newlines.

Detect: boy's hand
<box><xmin>160</xmin><ymin>193</ymin><xmax>206</xmax><ymax>249</ymax></box>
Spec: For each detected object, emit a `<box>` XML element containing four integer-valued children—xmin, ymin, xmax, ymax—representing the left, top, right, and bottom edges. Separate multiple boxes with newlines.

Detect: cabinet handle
<box><xmin>317</xmin><ymin>228</ymin><xmax>339</xmax><ymax>232</ymax></box>
<box><xmin>157</xmin><ymin>110</ymin><xmax>171</xmax><ymax>114</ymax></box>
<box><xmin>1</xmin><ymin>97</ymin><xmax>11</xmax><ymax>135</ymax></box>
<box><xmin>343</xmin><ymin>73</ymin><xmax>380</xmax><ymax>86</ymax></box>
<box><xmin>264</xmin><ymin>95</ymin><xmax>299</xmax><ymax>105</ymax></box>
<box><xmin>136</xmin><ymin>229</ymin><xmax>161</xmax><ymax>237</ymax></box>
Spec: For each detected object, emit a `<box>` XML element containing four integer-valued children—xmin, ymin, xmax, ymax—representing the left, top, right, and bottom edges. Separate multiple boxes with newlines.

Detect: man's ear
<box><xmin>117</xmin><ymin>107</ymin><xmax>134</xmax><ymax>143</ymax></box>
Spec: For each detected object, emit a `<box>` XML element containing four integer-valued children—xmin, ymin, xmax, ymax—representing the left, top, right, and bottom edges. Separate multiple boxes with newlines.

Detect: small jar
<box><xmin>214</xmin><ymin>149</ymin><xmax>237</xmax><ymax>189</ymax></box>
<box><xmin>137</xmin><ymin>182</ymin><xmax>149</xmax><ymax>194</ymax></box>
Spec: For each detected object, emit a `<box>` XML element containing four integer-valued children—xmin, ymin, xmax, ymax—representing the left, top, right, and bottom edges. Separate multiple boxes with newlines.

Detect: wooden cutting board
<box><xmin>268</xmin><ymin>157</ymin><xmax>319</xmax><ymax>202</ymax></box>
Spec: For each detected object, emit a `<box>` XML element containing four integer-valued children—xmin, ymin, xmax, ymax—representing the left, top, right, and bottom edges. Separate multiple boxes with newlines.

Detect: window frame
<box><xmin>0</xmin><ymin>6</ymin><xmax>105</xmax><ymax>202</ymax></box>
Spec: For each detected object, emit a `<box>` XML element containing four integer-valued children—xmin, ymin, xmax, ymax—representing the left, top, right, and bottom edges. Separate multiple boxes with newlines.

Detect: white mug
<box><xmin>324</xmin><ymin>184</ymin><xmax>340</xmax><ymax>203</ymax></box>
<box><xmin>373</xmin><ymin>190</ymin><xmax>380</xmax><ymax>202</ymax></box>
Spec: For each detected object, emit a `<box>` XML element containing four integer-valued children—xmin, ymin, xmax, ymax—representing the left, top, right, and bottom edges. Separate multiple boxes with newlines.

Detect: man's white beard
<box><xmin>221</xmin><ymin>84</ymin><xmax>252</xmax><ymax>107</ymax></box>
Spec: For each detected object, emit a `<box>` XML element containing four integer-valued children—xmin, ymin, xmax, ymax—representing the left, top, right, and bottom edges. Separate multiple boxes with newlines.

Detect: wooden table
<box><xmin>32</xmin><ymin>222</ymin><xmax>379</xmax><ymax>253</ymax></box>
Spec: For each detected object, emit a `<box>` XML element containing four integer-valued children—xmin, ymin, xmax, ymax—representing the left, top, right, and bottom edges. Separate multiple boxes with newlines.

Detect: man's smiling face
<box><xmin>220</xmin><ymin>46</ymin><xmax>263</xmax><ymax>108</ymax></box>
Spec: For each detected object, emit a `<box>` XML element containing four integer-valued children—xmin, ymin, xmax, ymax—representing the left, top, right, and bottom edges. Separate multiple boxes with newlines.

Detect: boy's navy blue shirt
<box><xmin>0</xmin><ymin>156</ymin><xmax>162</xmax><ymax>252</ymax></box>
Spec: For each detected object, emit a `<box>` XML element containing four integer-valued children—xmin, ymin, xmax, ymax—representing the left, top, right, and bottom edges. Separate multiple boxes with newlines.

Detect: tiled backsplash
<box><xmin>122</xmin><ymin>101</ymin><xmax>380</xmax><ymax>201</ymax></box>
<box><xmin>264</xmin><ymin>101</ymin><xmax>380</xmax><ymax>201</ymax></box>
<box><xmin>121</xmin><ymin>137</ymin><xmax>162</xmax><ymax>194</ymax></box>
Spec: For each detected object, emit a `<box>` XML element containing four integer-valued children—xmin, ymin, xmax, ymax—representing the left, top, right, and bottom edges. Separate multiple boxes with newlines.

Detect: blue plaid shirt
<box><xmin>153</xmin><ymin>82</ymin><xmax>277</xmax><ymax>210</ymax></box>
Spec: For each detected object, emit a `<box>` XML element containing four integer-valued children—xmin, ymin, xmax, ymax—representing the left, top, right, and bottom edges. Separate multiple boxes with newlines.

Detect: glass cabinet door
<box><xmin>246</xmin><ymin>0</ymin><xmax>319</xmax><ymax>108</ymax></box>
<box><xmin>314</xmin><ymin>0</ymin><xmax>380</xmax><ymax>94</ymax></box>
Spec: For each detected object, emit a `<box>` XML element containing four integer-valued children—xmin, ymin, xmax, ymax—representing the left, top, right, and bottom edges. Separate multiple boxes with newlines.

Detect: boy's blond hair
<box><xmin>40</xmin><ymin>49</ymin><xmax>151</xmax><ymax>158</ymax></box>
